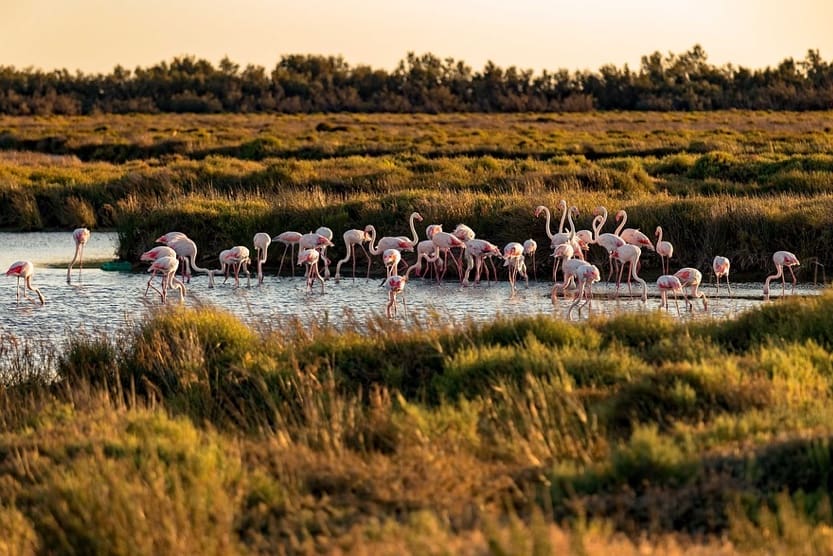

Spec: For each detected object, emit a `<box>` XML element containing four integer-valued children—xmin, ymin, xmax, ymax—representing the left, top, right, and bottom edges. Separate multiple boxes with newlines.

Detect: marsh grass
<box><xmin>1</xmin><ymin>293</ymin><xmax>833</xmax><ymax>551</ymax></box>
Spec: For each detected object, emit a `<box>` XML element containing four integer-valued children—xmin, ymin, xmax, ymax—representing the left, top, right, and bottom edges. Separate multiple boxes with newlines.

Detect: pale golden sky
<box><xmin>2</xmin><ymin>0</ymin><xmax>832</xmax><ymax>74</ymax></box>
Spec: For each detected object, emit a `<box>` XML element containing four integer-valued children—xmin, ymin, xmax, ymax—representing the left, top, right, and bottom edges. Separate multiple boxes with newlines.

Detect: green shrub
<box><xmin>611</xmin><ymin>424</ymin><xmax>697</xmax><ymax>488</ymax></box>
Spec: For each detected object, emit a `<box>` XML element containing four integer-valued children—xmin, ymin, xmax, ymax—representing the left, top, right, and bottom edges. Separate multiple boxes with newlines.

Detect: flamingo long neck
<box><xmin>409</xmin><ymin>213</ymin><xmax>419</xmax><ymax>244</ymax></box>
<box><xmin>366</xmin><ymin>226</ymin><xmax>381</xmax><ymax>255</ymax></box>
<box><xmin>557</xmin><ymin>203</ymin><xmax>567</xmax><ymax>234</ymax></box>
<box><xmin>615</xmin><ymin>211</ymin><xmax>628</xmax><ymax>236</ymax></box>
<box><xmin>764</xmin><ymin>266</ymin><xmax>784</xmax><ymax>291</ymax></box>
<box><xmin>592</xmin><ymin>215</ymin><xmax>604</xmax><ymax>242</ymax></box>
<box><xmin>656</xmin><ymin>227</ymin><xmax>663</xmax><ymax>244</ymax></box>
<box><xmin>26</xmin><ymin>277</ymin><xmax>45</xmax><ymax>305</ymax></box>
<box><xmin>186</xmin><ymin>254</ymin><xmax>212</xmax><ymax>274</ymax></box>
<box><xmin>540</xmin><ymin>207</ymin><xmax>554</xmax><ymax>240</ymax></box>
<box><xmin>594</xmin><ymin>208</ymin><xmax>608</xmax><ymax>239</ymax></box>
<box><xmin>567</xmin><ymin>207</ymin><xmax>577</xmax><ymax>237</ymax></box>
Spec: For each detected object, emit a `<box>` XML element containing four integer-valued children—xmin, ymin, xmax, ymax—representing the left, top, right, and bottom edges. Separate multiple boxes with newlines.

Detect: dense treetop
<box><xmin>1</xmin><ymin>45</ymin><xmax>831</xmax><ymax>114</ymax></box>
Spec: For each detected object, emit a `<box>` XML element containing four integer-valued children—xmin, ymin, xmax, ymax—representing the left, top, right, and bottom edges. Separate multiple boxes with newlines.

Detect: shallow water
<box><xmin>0</xmin><ymin>232</ymin><xmax>824</xmax><ymax>349</ymax></box>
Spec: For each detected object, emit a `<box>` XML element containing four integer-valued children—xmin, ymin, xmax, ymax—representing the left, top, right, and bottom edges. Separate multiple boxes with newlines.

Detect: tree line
<box><xmin>1</xmin><ymin>45</ymin><xmax>831</xmax><ymax>115</ymax></box>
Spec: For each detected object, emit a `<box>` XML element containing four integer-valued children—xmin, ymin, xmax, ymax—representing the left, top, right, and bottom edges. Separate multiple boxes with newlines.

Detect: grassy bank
<box><xmin>0</xmin><ymin>111</ymin><xmax>831</xmax><ymax>278</ymax></box>
<box><xmin>3</xmin><ymin>295</ymin><xmax>833</xmax><ymax>552</ymax></box>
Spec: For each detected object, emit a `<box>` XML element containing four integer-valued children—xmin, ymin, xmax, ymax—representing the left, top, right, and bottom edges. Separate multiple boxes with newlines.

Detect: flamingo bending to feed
<box><xmin>611</xmin><ymin>244</ymin><xmax>647</xmax><ymax>302</ymax></box>
<box><xmin>657</xmin><ymin>275</ymin><xmax>684</xmax><ymax>316</ymax></box>
<box><xmin>655</xmin><ymin>226</ymin><xmax>674</xmax><ymax>275</ymax></box>
<box><xmin>674</xmin><ymin>267</ymin><xmax>708</xmax><ymax>311</ymax></box>
<box><xmin>431</xmin><ymin>231</ymin><xmax>466</xmax><ymax>282</ymax></box>
<box><xmin>272</xmin><ymin>231</ymin><xmax>302</xmax><ymax>277</ymax></box>
<box><xmin>713</xmin><ymin>256</ymin><xmax>732</xmax><ymax>295</ymax></box>
<box><xmin>298</xmin><ymin>248</ymin><xmax>325</xmax><ymax>293</ymax></box>
<box><xmin>223</xmin><ymin>246</ymin><xmax>252</xmax><ymax>288</ymax></box>
<box><xmin>463</xmin><ymin>239</ymin><xmax>501</xmax><ymax>285</ymax></box>
<box><xmin>567</xmin><ymin>263</ymin><xmax>601</xmax><ymax>319</ymax></box>
<box><xmin>141</xmin><ymin>246</ymin><xmax>177</xmax><ymax>295</ymax></box>
<box><xmin>168</xmin><ymin>237</ymin><xmax>214</xmax><ymax>286</ymax></box>
<box><xmin>334</xmin><ymin>228</ymin><xmax>372</xmax><ymax>282</ymax></box>
<box><xmin>146</xmin><ymin>256</ymin><xmax>186</xmax><ymax>304</ymax></box>
<box><xmin>5</xmin><ymin>261</ymin><xmax>45</xmax><ymax>305</ymax></box>
<box><xmin>523</xmin><ymin>239</ymin><xmax>538</xmax><ymax>281</ymax></box>
<box><xmin>67</xmin><ymin>227</ymin><xmax>91</xmax><ymax>284</ymax></box>
<box><xmin>253</xmin><ymin>232</ymin><xmax>271</xmax><ymax>285</ymax></box>
<box><xmin>156</xmin><ymin>231</ymin><xmax>188</xmax><ymax>245</ymax></box>
<box><xmin>763</xmin><ymin>250</ymin><xmax>800</xmax><ymax>301</ymax></box>
<box><xmin>452</xmin><ymin>223</ymin><xmax>476</xmax><ymax>242</ymax></box>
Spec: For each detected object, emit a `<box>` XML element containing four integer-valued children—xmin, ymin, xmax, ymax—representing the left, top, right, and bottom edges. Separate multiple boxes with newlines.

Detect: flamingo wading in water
<box><xmin>763</xmin><ymin>250</ymin><xmax>800</xmax><ymax>301</ymax></box>
<box><xmin>67</xmin><ymin>227</ymin><xmax>91</xmax><ymax>284</ymax></box>
<box><xmin>334</xmin><ymin>228</ymin><xmax>372</xmax><ymax>282</ymax></box>
<box><xmin>6</xmin><ymin>261</ymin><xmax>45</xmax><ymax>305</ymax></box>
<box><xmin>713</xmin><ymin>256</ymin><xmax>732</xmax><ymax>295</ymax></box>
<box><xmin>253</xmin><ymin>232</ymin><xmax>271</xmax><ymax>285</ymax></box>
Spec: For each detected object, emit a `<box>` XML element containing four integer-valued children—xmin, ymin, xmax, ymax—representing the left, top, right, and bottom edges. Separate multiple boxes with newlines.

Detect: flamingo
<box><xmin>534</xmin><ymin>200</ymin><xmax>567</xmax><ymax>244</ymax></box>
<box><xmin>551</xmin><ymin>242</ymin><xmax>575</xmax><ymax>288</ymax></box>
<box><xmin>426</xmin><ymin>224</ymin><xmax>443</xmax><ymax>240</ymax></box>
<box><xmin>407</xmin><ymin>240</ymin><xmax>441</xmax><ymax>280</ymax></box>
<box><xmin>272</xmin><ymin>231</ymin><xmax>302</xmax><ymax>277</ymax></box>
<box><xmin>315</xmin><ymin>226</ymin><xmax>334</xmax><ymax>279</ymax></box>
<box><xmin>67</xmin><ymin>227</ymin><xmax>91</xmax><ymax>284</ymax></box>
<box><xmin>502</xmin><ymin>242</ymin><xmax>528</xmax><ymax>295</ymax></box>
<box><xmin>554</xmin><ymin>251</ymin><xmax>589</xmax><ymax>304</ymax></box>
<box><xmin>146</xmin><ymin>256</ymin><xmax>186</xmax><ymax>304</ymax></box>
<box><xmin>334</xmin><ymin>228</ymin><xmax>372</xmax><ymax>283</ymax></box>
<box><xmin>617</xmin><ymin>210</ymin><xmax>655</xmax><ymax>251</ymax></box>
<box><xmin>298</xmin><ymin>248</ymin><xmax>325</xmax><ymax>293</ymax></box>
<box><xmin>592</xmin><ymin>207</ymin><xmax>626</xmax><ymax>282</ymax></box>
<box><xmin>168</xmin><ymin>236</ymin><xmax>214</xmax><ymax>285</ymax></box>
<box><xmin>432</xmin><ymin>231</ymin><xmax>467</xmax><ymax>282</ymax></box>
<box><xmin>463</xmin><ymin>239</ymin><xmax>501</xmax><ymax>285</ymax></box>
<box><xmin>367</xmin><ymin>212</ymin><xmax>423</xmax><ymax>259</ymax></box>
<box><xmin>523</xmin><ymin>239</ymin><xmax>538</xmax><ymax>281</ymax></box>
<box><xmin>383</xmin><ymin>248</ymin><xmax>403</xmax><ymax>277</ymax></box>
<box><xmin>763</xmin><ymin>250</ymin><xmax>800</xmax><ymax>301</ymax></box>
<box><xmin>253</xmin><ymin>232</ymin><xmax>271</xmax><ymax>285</ymax></box>
<box><xmin>655</xmin><ymin>226</ymin><xmax>674</xmax><ymax>275</ymax></box>
<box><xmin>567</xmin><ymin>263</ymin><xmax>601</xmax><ymax>319</ymax></box>
<box><xmin>5</xmin><ymin>261</ymin><xmax>45</xmax><ymax>305</ymax></box>
<box><xmin>141</xmin><ymin>245</ymin><xmax>177</xmax><ymax>295</ymax></box>
<box><xmin>156</xmin><ymin>231</ymin><xmax>188</xmax><ymax>245</ymax></box>
<box><xmin>611</xmin><ymin>244</ymin><xmax>647</xmax><ymax>301</ymax></box>
<box><xmin>383</xmin><ymin>274</ymin><xmax>408</xmax><ymax>319</ymax></box>
<box><xmin>657</xmin><ymin>275</ymin><xmax>684</xmax><ymax>316</ymax></box>
<box><xmin>713</xmin><ymin>256</ymin><xmax>732</xmax><ymax>295</ymax></box>
<box><xmin>224</xmin><ymin>246</ymin><xmax>252</xmax><ymax>288</ymax></box>
<box><xmin>453</xmin><ymin>223</ymin><xmax>476</xmax><ymax>242</ymax></box>
<box><xmin>674</xmin><ymin>267</ymin><xmax>708</xmax><ymax>311</ymax></box>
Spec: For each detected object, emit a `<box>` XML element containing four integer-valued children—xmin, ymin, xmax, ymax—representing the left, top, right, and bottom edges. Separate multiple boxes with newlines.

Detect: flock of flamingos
<box><xmin>5</xmin><ymin>202</ymin><xmax>804</xmax><ymax>319</ymax></box>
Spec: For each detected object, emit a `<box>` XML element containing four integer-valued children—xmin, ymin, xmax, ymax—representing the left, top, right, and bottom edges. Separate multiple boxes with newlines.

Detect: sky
<box><xmin>2</xmin><ymin>0</ymin><xmax>832</xmax><ymax>75</ymax></box>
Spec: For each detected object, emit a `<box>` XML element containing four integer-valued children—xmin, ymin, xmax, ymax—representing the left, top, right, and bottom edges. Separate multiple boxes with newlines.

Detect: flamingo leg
<box><xmin>277</xmin><ymin>245</ymin><xmax>289</xmax><ymax>277</ymax></box>
<box><xmin>788</xmin><ymin>265</ymin><xmax>798</xmax><ymax>294</ymax></box>
<box><xmin>531</xmin><ymin>253</ymin><xmax>537</xmax><ymax>281</ymax></box>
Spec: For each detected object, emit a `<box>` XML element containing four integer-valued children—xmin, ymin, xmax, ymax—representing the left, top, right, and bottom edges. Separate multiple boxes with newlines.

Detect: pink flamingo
<box><xmin>5</xmin><ymin>261</ymin><xmax>45</xmax><ymax>305</ymax></box>
<box><xmin>611</xmin><ymin>244</ymin><xmax>647</xmax><ymax>301</ymax></box>
<box><xmin>67</xmin><ymin>227</ymin><xmax>91</xmax><ymax>284</ymax></box>
<box><xmin>463</xmin><ymin>239</ymin><xmax>501</xmax><ymax>285</ymax></box>
<box><xmin>383</xmin><ymin>274</ymin><xmax>408</xmax><ymax>318</ymax></box>
<box><xmin>315</xmin><ymin>226</ymin><xmax>334</xmax><ymax>279</ymax></box>
<box><xmin>713</xmin><ymin>256</ymin><xmax>732</xmax><ymax>295</ymax></box>
<box><xmin>431</xmin><ymin>231</ymin><xmax>466</xmax><ymax>282</ymax></box>
<box><xmin>409</xmin><ymin>239</ymin><xmax>443</xmax><ymax>281</ymax></box>
<box><xmin>298</xmin><ymin>248</ymin><xmax>325</xmax><ymax>293</ymax></box>
<box><xmin>334</xmin><ymin>228</ymin><xmax>372</xmax><ymax>283</ymax></box>
<box><xmin>383</xmin><ymin>248</ymin><xmax>403</xmax><ymax>277</ymax></box>
<box><xmin>657</xmin><ymin>275</ymin><xmax>684</xmax><ymax>316</ymax></box>
<box><xmin>146</xmin><ymin>256</ymin><xmax>186</xmax><ymax>304</ymax></box>
<box><xmin>674</xmin><ymin>267</ymin><xmax>708</xmax><ymax>311</ymax></box>
<box><xmin>224</xmin><ymin>246</ymin><xmax>252</xmax><ymax>288</ymax></box>
<box><xmin>567</xmin><ymin>263</ymin><xmax>601</xmax><ymax>319</ymax></box>
<box><xmin>523</xmin><ymin>239</ymin><xmax>538</xmax><ymax>281</ymax></box>
<box><xmin>592</xmin><ymin>207</ymin><xmax>626</xmax><ymax>282</ymax></box>
<box><xmin>141</xmin><ymin>245</ymin><xmax>177</xmax><ymax>294</ymax></box>
<box><xmin>617</xmin><ymin>210</ymin><xmax>655</xmax><ymax>251</ymax></box>
<box><xmin>555</xmin><ymin>252</ymin><xmax>589</xmax><ymax>304</ymax></box>
<box><xmin>253</xmin><ymin>232</ymin><xmax>271</xmax><ymax>285</ymax></box>
<box><xmin>168</xmin><ymin>236</ymin><xmax>213</xmax><ymax>285</ymax></box>
<box><xmin>502</xmin><ymin>242</ymin><xmax>528</xmax><ymax>295</ymax></box>
<box><xmin>453</xmin><ymin>223</ymin><xmax>476</xmax><ymax>242</ymax></box>
<box><xmin>272</xmin><ymin>231</ymin><xmax>302</xmax><ymax>277</ymax></box>
<box><xmin>534</xmin><ymin>200</ymin><xmax>567</xmax><ymax>244</ymax></box>
<box><xmin>426</xmin><ymin>224</ymin><xmax>443</xmax><ymax>240</ymax></box>
<box><xmin>655</xmin><ymin>226</ymin><xmax>674</xmax><ymax>275</ymax></box>
<box><xmin>763</xmin><ymin>250</ymin><xmax>800</xmax><ymax>300</ymax></box>
<box><xmin>156</xmin><ymin>231</ymin><xmax>188</xmax><ymax>245</ymax></box>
